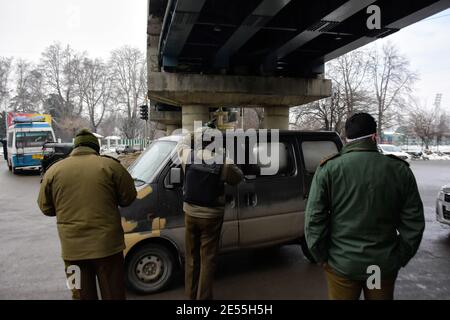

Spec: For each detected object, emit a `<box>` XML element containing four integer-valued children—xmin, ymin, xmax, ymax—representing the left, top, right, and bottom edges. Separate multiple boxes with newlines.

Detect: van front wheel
<box><xmin>300</xmin><ymin>236</ymin><xmax>316</xmax><ymax>264</ymax></box>
<box><xmin>125</xmin><ymin>243</ymin><xmax>175</xmax><ymax>294</ymax></box>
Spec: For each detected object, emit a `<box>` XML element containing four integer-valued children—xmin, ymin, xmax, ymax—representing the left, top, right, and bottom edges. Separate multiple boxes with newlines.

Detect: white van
<box><xmin>6</xmin><ymin>117</ymin><xmax>55</xmax><ymax>174</ymax></box>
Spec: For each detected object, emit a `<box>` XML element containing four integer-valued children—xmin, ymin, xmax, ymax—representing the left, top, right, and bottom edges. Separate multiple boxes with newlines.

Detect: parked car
<box><xmin>406</xmin><ymin>151</ymin><xmax>423</xmax><ymax>160</ymax></box>
<box><xmin>378</xmin><ymin>144</ymin><xmax>411</xmax><ymax>162</ymax></box>
<box><xmin>40</xmin><ymin>142</ymin><xmax>74</xmax><ymax>176</ymax></box>
<box><xmin>436</xmin><ymin>184</ymin><xmax>450</xmax><ymax>226</ymax></box>
<box><xmin>120</xmin><ymin>130</ymin><xmax>343</xmax><ymax>294</ymax></box>
<box><xmin>116</xmin><ymin>145</ymin><xmax>135</xmax><ymax>154</ymax></box>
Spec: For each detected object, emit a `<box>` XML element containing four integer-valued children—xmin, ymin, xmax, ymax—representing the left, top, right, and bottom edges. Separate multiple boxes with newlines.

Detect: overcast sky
<box><xmin>0</xmin><ymin>0</ymin><xmax>147</xmax><ymax>59</ymax></box>
<box><xmin>0</xmin><ymin>0</ymin><xmax>449</xmax><ymax>111</ymax></box>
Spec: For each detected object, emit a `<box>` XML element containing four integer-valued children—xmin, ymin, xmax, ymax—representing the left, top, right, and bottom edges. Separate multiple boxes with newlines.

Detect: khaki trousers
<box><xmin>64</xmin><ymin>252</ymin><xmax>126</xmax><ymax>300</ymax></box>
<box><xmin>184</xmin><ymin>214</ymin><xmax>224</xmax><ymax>300</ymax></box>
<box><xmin>324</xmin><ymin>264</ymin><xmax>396</xmax><ymax>300</ymax></box>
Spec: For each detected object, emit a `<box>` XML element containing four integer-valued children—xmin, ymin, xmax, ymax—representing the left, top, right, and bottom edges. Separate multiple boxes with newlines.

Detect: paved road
<box><xmin>0</xmin><ymin>159</ymin><xmax>449</xmax><ymax>300</ymax></box>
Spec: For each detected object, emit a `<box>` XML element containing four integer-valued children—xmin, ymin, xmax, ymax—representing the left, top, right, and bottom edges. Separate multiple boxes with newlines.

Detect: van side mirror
<box><xmin>169</xmin><ymin>167</ymin><xmax>181</xmax><ymax>185</ymax></box>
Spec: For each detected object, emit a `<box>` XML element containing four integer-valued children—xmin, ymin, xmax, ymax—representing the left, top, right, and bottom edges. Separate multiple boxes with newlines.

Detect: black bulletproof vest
<box><xmin>183</xmin><ymin>152</ymin><xmax>224</xmax><ymax>207</ymax></box>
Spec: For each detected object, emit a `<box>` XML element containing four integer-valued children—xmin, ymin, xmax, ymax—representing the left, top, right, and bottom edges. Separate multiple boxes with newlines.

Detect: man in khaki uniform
<box><xmin>37</xmin><ymin>129</ymin><xmax>137</xmax><ymax>300</ymax></box>
<box><xmin>177</xmin><ymin>129</ymin><xmax>243</xmax><ymax>300</ymax></box>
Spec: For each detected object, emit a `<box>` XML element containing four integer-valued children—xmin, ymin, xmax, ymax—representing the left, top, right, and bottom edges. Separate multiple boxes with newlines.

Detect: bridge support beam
<box><xmin>148</xmin><ymin>72</ymin><xmax>331</xmax><ymax>131</ymax></box>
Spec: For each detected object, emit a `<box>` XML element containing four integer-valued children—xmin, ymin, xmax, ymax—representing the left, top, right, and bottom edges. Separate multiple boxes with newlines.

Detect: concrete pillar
<box><xmin>263</xmin><ymin>106</ymin><xmax>289</xmax><ymax>130</ymax></box>
<box><xmin>182</xmin><ymin>105</ymin><xmax>210</xmax><ymax>132</ymax></box>
<box><xmin>166</xmin><ymin>124</ymin><xmax>178</xmax><ymax>135</ymax></box>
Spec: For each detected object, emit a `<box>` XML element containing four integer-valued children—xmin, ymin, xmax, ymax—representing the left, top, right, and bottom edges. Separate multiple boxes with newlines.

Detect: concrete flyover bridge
<box><xmin>146</xmin><ymin>0</ymin><xmax>450</xmax><ymax>132</ymax></box>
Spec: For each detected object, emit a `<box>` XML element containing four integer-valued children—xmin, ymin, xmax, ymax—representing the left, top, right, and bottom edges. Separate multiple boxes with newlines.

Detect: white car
<box><xmin>436</xmin><ymin>184</ymin><xmax>450</xmax><ymax>226</ymax></box>
<box><xmin>378</xmin><ymin>144</ymin><xmax>411</xmax><ymax>162</ymax></box>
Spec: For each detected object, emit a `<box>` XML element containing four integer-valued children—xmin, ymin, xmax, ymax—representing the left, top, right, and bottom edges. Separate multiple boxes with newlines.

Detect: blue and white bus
<box><xmin>6</xmin><ymin>115</ymin><xmax>56</xmax><ymax>174</ymax></box>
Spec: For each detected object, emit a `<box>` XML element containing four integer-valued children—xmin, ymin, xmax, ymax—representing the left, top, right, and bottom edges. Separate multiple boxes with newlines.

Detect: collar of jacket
<box><xmin>341</xmin><ymin>138</ymin><xmax>379</xmax><ymax>154</ymax></box>
<box><xmin>70</xmin><ymin>146</ymin><xmax>99</xmax><ymax>157</ymax></box>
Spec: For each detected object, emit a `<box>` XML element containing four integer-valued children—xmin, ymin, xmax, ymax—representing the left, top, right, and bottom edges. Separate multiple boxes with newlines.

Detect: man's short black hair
<box><xmin>345</xmin><ymin>113</ymin><xmax>377</xmax><ymax>139</ymax></box>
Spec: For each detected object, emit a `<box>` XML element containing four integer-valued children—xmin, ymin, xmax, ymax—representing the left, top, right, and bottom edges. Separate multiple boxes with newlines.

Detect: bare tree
<box><xmin>369</xmin><ymin>42</ymin><xmax>417</xmax><ymax>137</ymax></box>
<box><xmin>55</xmin><ymin>115</ymin><xmax>91</xmax><ymax>142</ymax></box>
<box><xmin>9</xmin><ymin>60</ymin><xmax>45</xmax><ymax>113</ymax></box>
<box><xmin>290</xmin><ymin>89</ymin><xmax>347</xmax><ymax>134</ymax></box>
<box><xmin>98</xmin><ymin>113</ymin><xmax>119</xmax><ymax>137</ymax></box>
<box><xmin>409</xmin><ymin>109</ymin><xmax>435</xmax><ymax>150</ymax></box>
<box><xmin>0</xmin><ymin>57</ymin><xmax>13</xmax><ymax>111</ymax></box>
<box><xmin>75</xmin><ymin>57</ymin><xmax>112</xmax><ymax>132</ymax></box>
<box><xmin>40</xmin><ymin>43</ymin><xmax>85</xmax><ymax>119</ymax></box>
<box><xmin>109</xmin><ymin>46</ymin><xmax>147</xmax><ymax>139</ymax></box>
<box><xmin>406</xmin><ymin>96</ymin><xmax>449</xmax><ymax>150</ymax></box>
<box><xmin>327</xmin><ymin>49</ymin><xmax>370</xmax><ymax>116</ymax></box>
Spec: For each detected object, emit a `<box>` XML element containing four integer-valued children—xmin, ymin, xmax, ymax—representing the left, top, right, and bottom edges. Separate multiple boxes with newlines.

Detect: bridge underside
<box><xmin>147</xmin><ymin>0</ymin><xmax>450</xmax><ymax>132</ymax></box>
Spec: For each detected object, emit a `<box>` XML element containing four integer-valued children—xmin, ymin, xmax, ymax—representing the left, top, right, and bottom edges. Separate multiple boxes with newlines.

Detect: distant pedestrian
<box><xmin>305</xmin><ymin>113</ymin><xmax>424</xmax><ymax>300</ymax></box>
<box><xmin>177</xmin><ymin>128</ymin><xmax>243</xmax><ymax>300</ymax></box>
<box><xmin>37</xmin><ymin>128</ymin><xmax>136</xmax><ymax>300</ymax></box>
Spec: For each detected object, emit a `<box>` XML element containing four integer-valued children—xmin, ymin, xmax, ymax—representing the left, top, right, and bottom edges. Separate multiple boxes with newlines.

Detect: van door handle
<box><xmin>245</xmin><ymin>192</ymin><xmax>257</xmax><ymax>207</ymax></box>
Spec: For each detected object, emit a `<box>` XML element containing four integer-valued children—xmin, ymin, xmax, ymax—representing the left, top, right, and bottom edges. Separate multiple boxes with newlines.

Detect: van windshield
<box><xmin>16</xmin><ymin>131</ymin><xmax>54</xmax><ymax>148</ymax></box>
<box><xmin>128</xmin><ymin>141</ymin><xmax>176</xmax><ymax>185</ymax></box>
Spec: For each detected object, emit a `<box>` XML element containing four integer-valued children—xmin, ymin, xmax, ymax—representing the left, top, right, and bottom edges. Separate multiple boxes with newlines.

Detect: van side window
<box><xmin>301</xmin><ymin>141</ymin><xmax>338</xmax><ymax>174</ymax></box>
<box><xmin>251</xmin><ymin>142</ymin><xmax>295</xmax><ymax>177</ymax></box>
<box><xmin>8</xmin><ymin>132</ymin><xmax>13</xmax><ymax>148</ymax></box>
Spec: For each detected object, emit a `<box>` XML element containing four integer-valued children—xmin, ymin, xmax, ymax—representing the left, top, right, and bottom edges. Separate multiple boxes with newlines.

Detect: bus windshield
<box><xmin>16</xmin><ymin>131</ymin><xmax>54</xmax><ymax>148</ymax></box>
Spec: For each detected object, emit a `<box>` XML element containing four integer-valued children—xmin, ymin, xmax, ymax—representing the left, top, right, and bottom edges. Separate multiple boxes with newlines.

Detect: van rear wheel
<box><xmin>300</xmin><ymin>236</ymin><xmax>316</xmax><ymax>263</ymax></box>
<box><xmin>125</xmin><ymin>243</ymin><xmax>175</xmax><ymax>294</ymax></box>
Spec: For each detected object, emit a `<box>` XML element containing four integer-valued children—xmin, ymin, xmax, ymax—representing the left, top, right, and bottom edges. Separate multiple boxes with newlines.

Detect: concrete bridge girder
<box><xmin>148</xmin><ymin>72</ymin><xmax>332</xmax><ymax>131</ymax></box>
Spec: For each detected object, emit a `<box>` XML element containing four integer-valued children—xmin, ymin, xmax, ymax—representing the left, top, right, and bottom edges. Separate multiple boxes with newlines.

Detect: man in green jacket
<box><xmin>305</xmin><ymin>113</ymin><xmax>424</xmax><ymax>300</ymax></box>
<box><xmin>38</xmin><ymin>129</ymin><xmax>137</xmax><ymax>300</ymax></box>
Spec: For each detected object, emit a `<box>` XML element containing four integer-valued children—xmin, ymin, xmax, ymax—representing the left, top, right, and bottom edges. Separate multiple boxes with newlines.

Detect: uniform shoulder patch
<box><xmin>320</xmin><ymin>153</ymin><xmax>340</xmax><ymax>167</ymax></box>
<box><xmin>101</xmin><ymin>154</ymin><xmax>121</xmax><ymax>163</ymax></box>
<box><xmin>385</xmin><ymin>154</ymin><xmax>410</xmax><ymax>167</ymax></box>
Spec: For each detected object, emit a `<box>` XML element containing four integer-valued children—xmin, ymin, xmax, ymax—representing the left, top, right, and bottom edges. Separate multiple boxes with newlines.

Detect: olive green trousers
<box><xmin>64</xmin><ymin>252</ymin><xmax>126</xmax><ymax>300</ymax></box>
<box><xmin>324</xmin><ymin>264</ymin><xmax>396</xmax><ymax>300</ymax></box>
<box><xmin>184</xmin><ymin>214</ymin><xmax>224</xmax><ymax>300</ymax></box>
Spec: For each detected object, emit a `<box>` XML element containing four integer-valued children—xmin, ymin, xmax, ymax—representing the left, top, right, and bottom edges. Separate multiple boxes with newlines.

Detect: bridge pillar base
<box><xmin>263</xmin><ymin>106</ymin><xmax>289</xmax><ymax>130</ymax></box>
<box><xmin>182</xmin><ymin>105</ymin><xmax>210</xmax><ymax>132</ymax></box>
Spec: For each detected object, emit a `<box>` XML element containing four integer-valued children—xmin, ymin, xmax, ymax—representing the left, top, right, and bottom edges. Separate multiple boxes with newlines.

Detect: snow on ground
<box><xmin>399</xmin><ymin>145</ymin><xmax>450</xmax><ymax>160</ymax></box>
